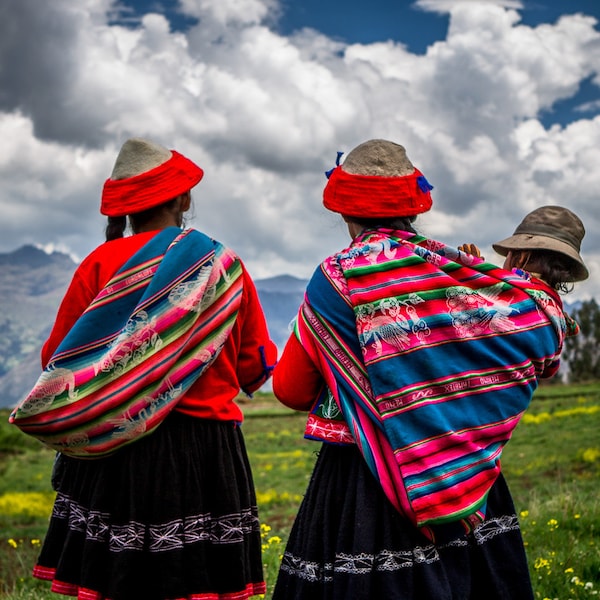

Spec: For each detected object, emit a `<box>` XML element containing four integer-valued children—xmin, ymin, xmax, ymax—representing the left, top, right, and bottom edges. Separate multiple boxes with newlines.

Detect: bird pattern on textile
<box><xmin>295</xmin><ymin>227</ymin><xmax>569</xmax><ymax>540</ymax></box>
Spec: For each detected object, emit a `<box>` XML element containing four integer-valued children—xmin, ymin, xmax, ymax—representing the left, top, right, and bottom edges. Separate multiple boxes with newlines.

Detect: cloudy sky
<box><xmin>1</xmin><ymin>0</ymin><xmax>599</xmax><ymax>301</ymax></box>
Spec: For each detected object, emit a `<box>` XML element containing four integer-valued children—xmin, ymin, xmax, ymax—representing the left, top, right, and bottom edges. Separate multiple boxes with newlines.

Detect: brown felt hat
<box><xmin>492</xmin><ymin>205</ymin><xmax>589</xmax><ymax>282</ymax></box>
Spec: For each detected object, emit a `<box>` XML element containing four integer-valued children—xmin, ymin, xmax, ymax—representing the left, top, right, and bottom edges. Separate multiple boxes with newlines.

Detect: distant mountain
<box><xmin>255</xmin><ymin>274</ymin><xmax>306</xmax><ymax>350</ymax></box>
<box><xmin>0</xmin><ymin>245</ymin><xmax>77</xmax><ymax>408</ymax></box>
<box><xmin>0</xmin><ymin>245</ymin><xmax>307</xmax><ymax>409</ymax></box>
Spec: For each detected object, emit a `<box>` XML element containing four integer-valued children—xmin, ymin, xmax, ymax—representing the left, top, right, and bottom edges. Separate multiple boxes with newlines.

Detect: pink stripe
<box><xmin>397</xmin><ymin>414</ymin><xmax>523</xmax><ymax>475</ymax></box>
<box><xmin>93</xmin><ymin>262</ymin><xmax>159</xmax><ymax>306</ymax></box>
<box><xmin>411</xmin><ymin>470</ymin><xmax>498</xmax><ymax>522</ymax></box>
<box><xmin>355</xmin><ymin>408</ymin><xmax>415</xmax><ymax>520</ymax></box>
<box><xmin>362</xmin><ymin>318</ymin><xmax>549</xmax><ymax>362</ymax></box>
<box><xmin>404</xmin><ymin>444</ymin><xmax>503</xmax><ymax>494</ymax></box>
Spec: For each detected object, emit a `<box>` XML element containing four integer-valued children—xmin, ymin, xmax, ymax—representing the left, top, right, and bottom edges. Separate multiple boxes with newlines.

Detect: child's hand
<box><xmin>458</xmin><ymin>243</ymin><xmax>483</xmax><ymax>259</ymax></box>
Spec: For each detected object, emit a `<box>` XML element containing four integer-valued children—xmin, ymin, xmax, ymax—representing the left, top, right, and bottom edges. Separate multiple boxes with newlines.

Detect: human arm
<box><xmin>236</xmin><ymin>267</ymin><xmax>278</xmax><ymax>395</ymax></box>
<box><xmin>272</xmin><ymin>333</ymin><xmax>324</xmax><ymax>411</ymax></box>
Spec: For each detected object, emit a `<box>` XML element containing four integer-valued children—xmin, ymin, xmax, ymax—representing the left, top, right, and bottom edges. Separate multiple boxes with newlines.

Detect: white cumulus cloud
<box><xmin>0</xmin><ymin>0</ymin><xmax>597</xmax><ymax>302</ymax></box>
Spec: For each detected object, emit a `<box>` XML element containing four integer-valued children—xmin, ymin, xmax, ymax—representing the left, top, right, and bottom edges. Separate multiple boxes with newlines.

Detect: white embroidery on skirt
<box><xmin>52</xmin><ymin>493</ymin><xmax>260</xmax><ymax>552</ymax></box>
<box><xmin>473</xmin><ymin>514</ymin><xmax>520</xmax><ymax>544</ymax></box>
<box><xmin>280</xmin><ymin>515</ymin><xmax>519</xmax><ymax>581</ymax></box>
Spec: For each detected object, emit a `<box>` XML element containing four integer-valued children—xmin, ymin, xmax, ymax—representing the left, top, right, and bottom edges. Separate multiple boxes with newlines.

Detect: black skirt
<box><xmin>273</xmin><ymin>443</ymin><xmax>534</xmax><ymax>600</ymax></box>
<box><xmin>34</xmin><ymin>412</ymin><xmax>266</xmax><ymax>600</ymax></box>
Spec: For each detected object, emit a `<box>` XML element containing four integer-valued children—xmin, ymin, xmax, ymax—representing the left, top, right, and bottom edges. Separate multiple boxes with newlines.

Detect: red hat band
<box><xmin>323</xmin><ymin>166</ymin><xmax>433</xmax><ymax>218</ymax></box>
<box><xmin>101</xmin><ymin>151</ymin><xmax>204</xmax><ymax>217</ymax></box>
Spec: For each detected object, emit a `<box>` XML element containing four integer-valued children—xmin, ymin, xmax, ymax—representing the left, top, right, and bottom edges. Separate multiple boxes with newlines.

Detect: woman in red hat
<box><xmin>271</xmin><ymin>139</ymin><xmax>586</xmax><ymax>599</ymax></box>
<box><xmin>22</xmin><ymin>138</ymin><xmax>277</xmax><ymax>600</ymax></box>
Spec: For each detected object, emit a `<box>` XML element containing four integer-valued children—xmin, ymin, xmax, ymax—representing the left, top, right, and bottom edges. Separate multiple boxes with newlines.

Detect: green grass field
<box><xmin>1</xmin><ymin>383</ymin><xmax>599</xmax><ymax>599</ymax></box>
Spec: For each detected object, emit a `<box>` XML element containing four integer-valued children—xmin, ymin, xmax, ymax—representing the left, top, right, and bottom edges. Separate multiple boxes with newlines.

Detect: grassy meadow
<box><xmin>1</xmin><ymin>383</ymin><xmax>599</xmax><ymax>599</ymax></box>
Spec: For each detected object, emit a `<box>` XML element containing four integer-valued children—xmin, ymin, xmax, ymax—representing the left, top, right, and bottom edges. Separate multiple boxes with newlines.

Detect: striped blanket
<box><xmin>296</xmin><ymin>228</ymin><xmax>567</xmax><ymax>539</ymax></box>
<box><xmin>9</xmin><ymin>227</ymin><xmax>243</xmax><ymax>458</ymax></box>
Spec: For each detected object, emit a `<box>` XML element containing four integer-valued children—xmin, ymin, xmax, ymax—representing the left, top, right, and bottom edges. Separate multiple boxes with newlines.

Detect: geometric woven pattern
<box><xmin>53</xmin><ymin>493</ymin><xmax>260</xmax><ymax>553</ymax></box>
<box><xmin>279</xmin><ymin>515</ymin><xmax>520</xmax><ymax>582</ymax></box>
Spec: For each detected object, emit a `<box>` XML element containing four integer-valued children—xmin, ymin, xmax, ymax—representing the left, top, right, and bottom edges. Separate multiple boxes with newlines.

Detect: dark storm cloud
<box><xmin>0</xmin><ymin>0</ymin><xmax>108</xmax><ymax>146</ymax></box>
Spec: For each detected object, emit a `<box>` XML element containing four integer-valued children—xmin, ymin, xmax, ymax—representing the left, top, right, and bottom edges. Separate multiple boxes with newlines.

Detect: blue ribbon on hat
<box><xmin>417</xmin><ymin>175</ymin><xmax>434</xmax><ymax>193</ymax></box>
<box><xmin>325</xmin><ymin>151</ymin><xmax>344</xmax><ymax>179</ymax></box>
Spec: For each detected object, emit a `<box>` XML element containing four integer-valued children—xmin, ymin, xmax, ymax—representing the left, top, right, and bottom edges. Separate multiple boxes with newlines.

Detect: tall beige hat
<box><xmin>101</xmin><ymin>138</ymin><xmax>204</xmax><ymax>217</ymax></box>
<box><xmin>110</xmin><ymin>138</ymin><xmax>173</xmax><ymax>180</ymax></box>
<box><xmin>492</xmin><ymin>205</ymin><xmax>588</xmax><ymax>282</ymax></box>
<box><xmin>323</xmin><ymin>139</ymin><xmax>433</xmax><ymax>218</ymax></box>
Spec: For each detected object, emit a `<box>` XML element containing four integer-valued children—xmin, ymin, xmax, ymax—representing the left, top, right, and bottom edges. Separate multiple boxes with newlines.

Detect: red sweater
<box><xmin>42</xmin><ymin>231</ymin><xmax>278</xmax><ymax>422</ymax></box>
<box><xmin>273</xmin><ymin>334</ymin><xmax>322</xmax><ymax>412</ymax></box>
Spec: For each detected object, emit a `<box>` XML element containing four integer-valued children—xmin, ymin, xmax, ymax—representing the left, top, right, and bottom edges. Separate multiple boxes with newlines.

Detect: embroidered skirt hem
<box><xmin>34</xmin><ymin>412</ymin><xmax>265</xmax><ymax>600</ymax></box>
<box><xmin>272</xmin><ymin>443</ymin><xmax>534</xmax><ymax>600</ymax></box>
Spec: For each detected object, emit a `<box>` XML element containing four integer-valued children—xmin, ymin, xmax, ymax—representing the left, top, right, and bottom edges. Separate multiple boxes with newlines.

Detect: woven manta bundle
<box><xmin>296</xmin><ymin>228</ymin><xmax>567</xmax><ymax>540</ymax></box>
<box><xmin>10</xmin><ymin>228</ymin><xmax>243</xmax><ymax>458</ymax></box>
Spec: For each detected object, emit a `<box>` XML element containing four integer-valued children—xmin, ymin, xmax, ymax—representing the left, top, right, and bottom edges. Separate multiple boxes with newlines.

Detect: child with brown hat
<box><xmin>492</xmin><ymin>204</ymin><xmax>588</xmax><ymax>289</ymax></box>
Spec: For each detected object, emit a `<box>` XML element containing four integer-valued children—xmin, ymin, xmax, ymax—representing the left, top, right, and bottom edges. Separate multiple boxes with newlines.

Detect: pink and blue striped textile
<box><xmin>296</xmin><ymin>229</ymin><xmax>568</xmax><ymax>539</ymax></box>
<box><xmin>10</xmin><ymin>227</ymin><xmax>243</xmax><ymax>458</ymax></box>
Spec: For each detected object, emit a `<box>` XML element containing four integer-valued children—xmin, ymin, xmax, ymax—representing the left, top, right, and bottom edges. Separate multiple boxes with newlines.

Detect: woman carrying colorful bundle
<box><xmin>271</xmin><ymin>139</ymin><xmax>588</xmax><ymax>599</ymax></box>
<box><xmin>13</xmin><ymin>138</ymin><xmax>277</xmax><ymax>600</ymax></box>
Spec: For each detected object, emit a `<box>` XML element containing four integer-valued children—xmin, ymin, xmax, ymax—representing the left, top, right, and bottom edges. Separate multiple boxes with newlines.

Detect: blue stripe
<box><xmin>404</xmin><ymin>442</ymin><xmax>503</xmax><ymax>500</ymax></box>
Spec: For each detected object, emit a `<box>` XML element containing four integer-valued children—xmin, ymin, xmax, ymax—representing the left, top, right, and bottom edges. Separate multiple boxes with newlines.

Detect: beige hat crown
<box><xmin>342</xmin><ymin>139</ymin><xmax>415</xmax><ymax>176</ymax></box>
<box><xmin>110</xmin><ymin>138</ymin><xmax>173</xmax><ymax>180</ymax></box>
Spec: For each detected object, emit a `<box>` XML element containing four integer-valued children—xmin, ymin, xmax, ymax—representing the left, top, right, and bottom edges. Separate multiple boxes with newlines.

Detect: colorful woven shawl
<box><xmin>296</xmin><ymin>229</ymin><xmax>567</xmax><ymax>539</ymax></box>
<box><xmin>10</xmin><ymin>227</ymin><xmax>243</xmax><ymax>458</ymax></box>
